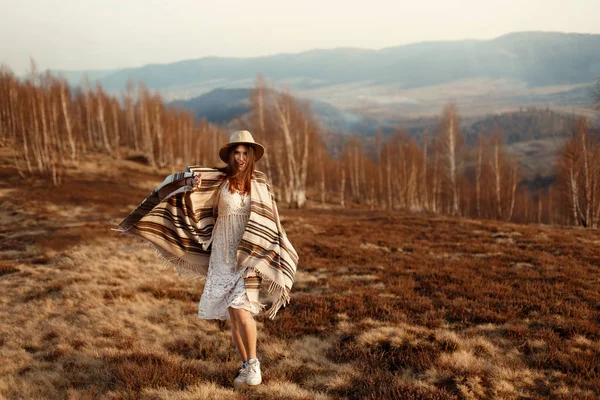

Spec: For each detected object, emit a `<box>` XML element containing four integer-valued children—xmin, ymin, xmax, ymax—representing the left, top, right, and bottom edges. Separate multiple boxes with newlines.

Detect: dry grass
<box><xmin>1</xmin><ymin>148</ymin><xmax>599</xmax><ymax>399</ymax></box>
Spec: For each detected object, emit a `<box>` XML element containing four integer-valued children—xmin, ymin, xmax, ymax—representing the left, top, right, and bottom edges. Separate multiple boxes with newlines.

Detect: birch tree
<box><xmin>490</xmin><ymin>129</ymin><xmax>503</xmax><ymax>219</ymax></box>
<box><xmin>436</xmin><ymin>104</ymin><xmax>463</xmax><ymax>216</ymax></box>
<box><xmin>250</xmin><ymin>74</ymin><xmax>273</xmax><ymax>179</ymax></box>
<box><xmin>272</xmin><ymin>92</ymin><xmax>312</xmax><ymax>208</ymax></box>
<box><xmin>558</xmin><ymin>117</ymin><xmax>598</xmax><ymax>227</ymax></box>
<box><xmin>475</xmin><ymin>134</ymin><xmax>484</xmax><ymax>218</ymax></box>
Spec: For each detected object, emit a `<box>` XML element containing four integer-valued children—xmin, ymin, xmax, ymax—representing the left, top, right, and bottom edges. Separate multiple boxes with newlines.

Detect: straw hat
<box><xmin>219</xmin><ymin>130</ymin><xmax>265</xmax><ymax>163</ymax></box>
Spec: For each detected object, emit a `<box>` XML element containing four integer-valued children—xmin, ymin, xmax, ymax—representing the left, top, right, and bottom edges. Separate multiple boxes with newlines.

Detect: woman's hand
<box><xmin>190</xmin><ymin>173</ymin><xmax>202</xmax><ymax>191</ymax></box>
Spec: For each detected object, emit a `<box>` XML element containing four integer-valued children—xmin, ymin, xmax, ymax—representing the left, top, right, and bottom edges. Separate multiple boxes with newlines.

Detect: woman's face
<box><xmin>233</xmin><ymin>144</ymin><xmax>249</xmax><ymax>171</ymax></box>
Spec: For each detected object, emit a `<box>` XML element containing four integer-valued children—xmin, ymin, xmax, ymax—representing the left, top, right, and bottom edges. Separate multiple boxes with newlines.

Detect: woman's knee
<box><xmin>228</xmin><ymin>308</ymin><xmax>239</xmax><ymax>326</ymax></box>
<box><xmin>232</xmin><ymin>308</ymin><xmax>253</xmax><ymax>325</ymax></box>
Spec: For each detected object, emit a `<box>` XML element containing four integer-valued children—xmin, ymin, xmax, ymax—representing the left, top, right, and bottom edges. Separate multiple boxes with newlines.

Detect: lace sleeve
<box><xmin>212</xmin><ymin>184</ymin><xmax>221</xmax><ymax>219</ymax></box>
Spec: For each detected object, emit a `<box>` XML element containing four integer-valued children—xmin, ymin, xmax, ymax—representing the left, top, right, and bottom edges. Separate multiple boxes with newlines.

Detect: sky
<box><xmin>1</xmin><ymin>0</ymin><xmax>599</xmax><ymax>75</ymax></box>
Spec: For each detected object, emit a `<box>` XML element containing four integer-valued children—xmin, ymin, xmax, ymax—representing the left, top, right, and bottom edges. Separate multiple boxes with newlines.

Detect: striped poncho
<box><xmin>115</xmin><ymin>165</ymin><xmax>299</xmax><ymax>319</ymax></box>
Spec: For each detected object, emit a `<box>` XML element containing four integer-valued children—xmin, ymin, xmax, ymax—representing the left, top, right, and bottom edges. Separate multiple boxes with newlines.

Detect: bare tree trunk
<box><xmin>408</xmin><ymin>152</ymin><xmax>418</xmax><ymax>210</ymax></box>
<box><xmin>353</xmin><ymin>143</ymin><xmax>360</xmax><ymax>202</ymax></box>
<box><xmin>212</xmin><ymin>125</ymin><xmax>219</xmax><ymax>166</ymax></box>
<box><xmin>432</xmin><ymin>144</ymin><xmax>439</xmax><ymax>213</ymax></box>
<box><xmin>179</xmin><ymin>115</ymin><xmax>187</xmax><ymax>164</ymax></box>
<box><xmin>273</xmin><ymin>142</ymin><xmax>289</xmax><ymax>203</ymax></box>
<box><xmin>394</xmin><ymin>177</ymin><xmax>401</xmax><ymax>210</ymax></box>
<box><xmin>8</xmin><ymin>83</ymin><xmax>18</xmax><ymax>146</ymax></box>
<box><xmin>154</xmin><ymin>101</ymin><xmax>164</xmax><ymax>167</ymax></box>
<box><xmin>436</xmin><ymin>105</ymin><xmax>463</xmax><ymax>216</ymax></box>
<box><xmin>50</xmin><ymin>95</ymin><xmax>64</xmax><ymax>171</ymax></box>
<box><xmin>126</xmin><ymin>83</ymin><xmax>139</xmax><ymax>152</ymax></box>
<box><xmin>348</xmin><ymin>144</ymin><xmax>357</xmax><ymax>202</ymax></box>
<box><xmin>594</xmin><ymin>176</ymin><xmax>600</xmax><ymax>228</ymax></box>
<box><xmin>320</xmin><ymin>166</ymin><xmax>326</xmax><ymax>205</ymax></box>
<box><xmin>195</xmin><ymin>124</ymin><xmax>202</xmax><ymax>166</ymax></box>
<box><xmin>8</xmin><ymin>84</ymin><xmax>25</xmax><ymax>175</ymax></box>
<box><xmin>537</xmin><ymin>191</ymin><xmax>543</xmax><ymax>224</ymax></box>
<box><xmin>422</xmin><ymin>134</ymin><xmax>428</xmax><ymax>211</ymax></box>
<box><xmin>386</xmin><ymin>145</ymin><xmax>392</xmax><ymax>210</ymax></box>
<box><xmin>111</xmin><ymin>100</ymin><xmax>120</xmax><ymax>159</ymax></box>
<box><xmin>297</xmin><ymin>120</ymin><xmax>309</xmax><ymax>207</ymax></box>
<box><xmin>447</xmin><ymin>114</ymin><xmax>459</xmax><ymax>215</ymax></box>
<box><xmin>593</xmin><ymin>159</ymin><xmax>600</xmax><ymax>228</ymax></box>
<box><xmin>580</xmin><ymin>121</ymin><xmax>591</xmax><ymax>227</ymax></box>
<box><xmin>591</xmin><ymin>161</ymin><xmax>598</xmax><ymax>228</ymax></box>
<box><xmin>255</xmin><ymin>78</ymin><xmax>272</xmax><ymax>179</ymax></box>
<box><xmin>476</xmin><ymin>134</ymin><xmax>483</xmax><ymax>218</ymax></box>
<box><xmin>58</xmin><ymin>82</ymin><xmax>77</xmax><ymax>161</ymax></box>
<box><xmin>31</xmin><ymin>94</ymin><xmax>44</xmax><ymax>171</ymax></box>
<box><xmin>318</xmin><ymin>146</ymin><xmax>326</xmax><ymax>205</ymax></box>
<box><xmin>398</xmin><ymin>142</ymin><xmax>406</xmax><ymax>209</ymax></box>
<box><xmin>0</xmin><ymin>80</ymin><xmax>6</xmax><ymax>144</ymax></box>
<box><xmin>19</xmin><ymin>105</ymin><xmax>33</xmax><ymax>173</ymax></box>
<box><xmin>569</xmin><ymin>158</ymin><xmax>581</xmax><ymax>226</ymax></box>
<box><xmin>139</xmin><ymin>88</ymin><xmax>155</xmax><ymax>168</ymax></box>
<box><xmin>369</xmin><ymin>180</ymin><xmax>375</xmax><ymax>210</ymax></box>
<box><xmin>507</xmin><ymin>164</ymin><xmax>518</xmax><ymax>222</ymax></box>
<box><xmin>360</xmin><ymin>150</ymin><xmax>367</xmax><ymax>204</ymax></box>
<box><xmin>493</xmin><ymin>136</ymin><xmax>502</xmax><ymax>219</ymax></box>
<box><xmin>96</xmin><ymin>89</ymin><xmax>112</xmax><ymax>155</ymax></box>
<box><xmin>548</xmin><ymin>187</ymin><xmax>554</xmax><ymax>225</ymax></box>
<box><xmin>83</xmin><ymin>80</ymin><xmax>94</xmax><ymax>151</ymax></box>
<box><xmin>39</xmin><ymin>92</ymin><xmax>51</xmax><ymax>170</ymax></box>
<box><xmin>376</xmin><ymin>131</ymin><xmax>384</xmax><ymax>209</ymax></box>
<box><xmin>340</xmin><ymin>166</ymin><xmax>346</xmax><ymax>207</ymax></box>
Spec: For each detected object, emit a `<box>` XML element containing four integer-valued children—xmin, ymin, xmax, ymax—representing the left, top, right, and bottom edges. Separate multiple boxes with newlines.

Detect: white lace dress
<box><xmin>197</xmin><ymin>182</ymin><xmax>262</xmax><ymax>320</ymax></box>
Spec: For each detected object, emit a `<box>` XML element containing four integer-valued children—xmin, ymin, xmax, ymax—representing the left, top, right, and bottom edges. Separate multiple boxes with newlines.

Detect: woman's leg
<box><xmin>231</xmin><ymin>308</ymin><xmax>257</xmax><ymax>359</ymax></box>
<box><xmin>228</xmin><ymin>307</ymin><xmax>248</xmax><ymax>362</ymax></box>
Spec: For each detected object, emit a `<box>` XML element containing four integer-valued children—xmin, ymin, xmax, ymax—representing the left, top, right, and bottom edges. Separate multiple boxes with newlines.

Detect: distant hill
<box><xmin>169</xmin><ymin>88</ymin><xmax>380</xmax><ymax>133</ymax></box>
<box><xmin>56</xmin><ymin>32</ymin><xmax>600</xmax><ymax>93</ymax></box>
<box><xmin>170</xmin><ymin>88</ymin><xmax>586</xmax><ymax>143</ymax></box>
<box><xmin>463</xmin><ymin>108</ymin><xmax>578</xmax><ymax>144</ymax></box>
<box><xmin>397</xmin><ymin>108</ymin><xmax>581</xmax><ymax>152</ymax></box>
<box><xmin>170</xmin><ymin>88</ymin><xmax>252</xmax><ymax>124</ymax></box>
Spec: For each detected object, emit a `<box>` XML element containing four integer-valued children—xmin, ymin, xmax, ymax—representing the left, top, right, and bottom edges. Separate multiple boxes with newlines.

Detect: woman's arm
<box><xmin>157</xmin><ymin>173</ymin><xmax>202</xmax><ymax>198</ymax></box>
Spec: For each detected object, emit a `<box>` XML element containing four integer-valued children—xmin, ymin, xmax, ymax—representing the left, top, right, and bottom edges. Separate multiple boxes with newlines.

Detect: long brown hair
<box><xmin>220</xmin><ymin>144</ymin><xmax>255</xmax><ymax>194</ymax></box>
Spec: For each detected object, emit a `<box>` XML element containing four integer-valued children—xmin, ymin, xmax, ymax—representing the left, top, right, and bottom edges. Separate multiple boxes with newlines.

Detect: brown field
<box><xmin>1</xmin><ymin>148</ymin><xmax>600</xmax><ymax>400</ymax></box>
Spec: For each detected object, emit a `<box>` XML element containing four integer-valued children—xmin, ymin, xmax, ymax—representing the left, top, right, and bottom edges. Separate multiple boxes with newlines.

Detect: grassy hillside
<box><xmin>1</xmin><ymin>148</ymin><xmax>599</xmax><ymax>399</ymax></box>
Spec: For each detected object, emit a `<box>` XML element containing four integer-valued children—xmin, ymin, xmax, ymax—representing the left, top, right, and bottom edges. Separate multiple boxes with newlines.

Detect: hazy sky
<box><xmin>1</xmin><ymin>0</ymin><xmax>599</xmax><ymax>74</ymax></box>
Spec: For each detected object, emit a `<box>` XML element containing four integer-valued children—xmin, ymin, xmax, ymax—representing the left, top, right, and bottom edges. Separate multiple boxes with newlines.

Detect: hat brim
<box><xmin>219</xmin><ymin>142</ymin><xmax>265</xmax><ymax>164</ymax></box>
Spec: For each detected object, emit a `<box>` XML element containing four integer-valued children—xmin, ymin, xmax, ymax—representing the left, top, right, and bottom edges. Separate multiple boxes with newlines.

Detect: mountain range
<box><xmin>53</xmin><ymin>31</ymin><xmax>600</xmax><ymax>124</ymax></box>
<box><xmin>56</xmin><ymin>31</ymin><xmax>600</xmax><ymax>93</ymax></box>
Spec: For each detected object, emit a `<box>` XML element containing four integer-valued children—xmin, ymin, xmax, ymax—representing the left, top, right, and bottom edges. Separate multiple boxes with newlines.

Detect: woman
<box><xmin>116</xmin><ymin>130</ymin><xmax>298</xmax><ymax>388</ymax></box>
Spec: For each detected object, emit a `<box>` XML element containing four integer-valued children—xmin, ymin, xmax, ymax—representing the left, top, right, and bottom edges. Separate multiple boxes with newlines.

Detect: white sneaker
<box><xmin>245</xmin><ymin>358</ymin><xmax>262</xmax><ymax>386</ymax></box>
<box><xmin>233</xmin><ymin>362</ymin><xmax>248</xmax><ymax>388</ymax></box>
